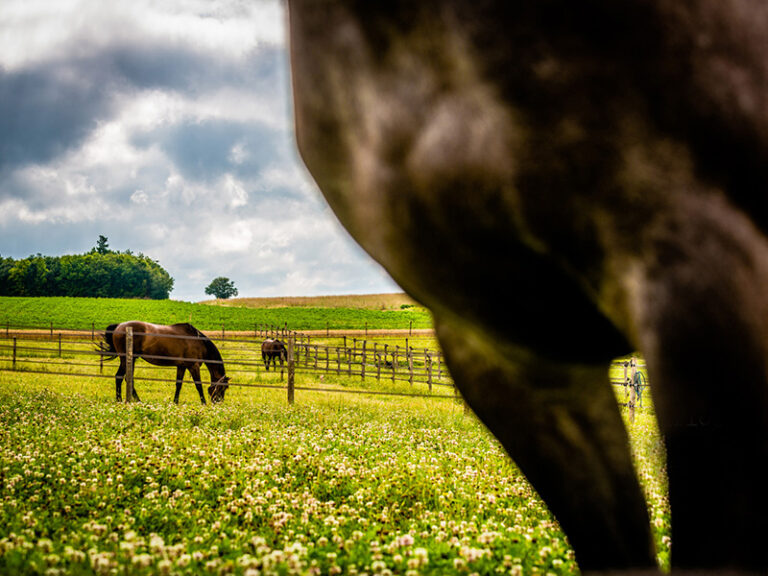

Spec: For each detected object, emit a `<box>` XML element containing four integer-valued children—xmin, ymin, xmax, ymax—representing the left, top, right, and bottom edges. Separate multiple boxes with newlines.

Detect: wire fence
<box><xmin>0</xmin><ymin>324</ymin><xmax>651</xmax><ymax>416</ymax></box>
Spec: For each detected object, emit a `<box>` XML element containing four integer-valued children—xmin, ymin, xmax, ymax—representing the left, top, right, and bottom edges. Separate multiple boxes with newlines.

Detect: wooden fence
<box><xmin>0</xmin><ymin>325</ymin><xmax>458</xmax><ymax>405</ymax></box>
<box><xmin>0</xmin><ymin>324</ymin><xmax>650</xmax><ymax>417</ymax></box>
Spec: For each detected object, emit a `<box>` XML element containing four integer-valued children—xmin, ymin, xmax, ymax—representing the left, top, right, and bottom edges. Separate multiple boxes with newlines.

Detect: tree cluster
<box><xmin>0</xmin><ymin>237</ymin><xmax>174</xmax><ymax>299</ymax></box>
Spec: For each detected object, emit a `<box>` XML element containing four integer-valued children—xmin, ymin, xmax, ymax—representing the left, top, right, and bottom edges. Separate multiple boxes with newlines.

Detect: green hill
<box><xmin>0</xmin><ymin>296</ymin><xmax>433</xmax><ymax>332</ymax></box>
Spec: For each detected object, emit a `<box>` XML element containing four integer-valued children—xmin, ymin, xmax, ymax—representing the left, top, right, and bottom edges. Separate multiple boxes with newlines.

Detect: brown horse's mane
<box><xmin>171</xmin><ymin>323</ymin><xmax>224</xmax><ymax>366</ymax></box>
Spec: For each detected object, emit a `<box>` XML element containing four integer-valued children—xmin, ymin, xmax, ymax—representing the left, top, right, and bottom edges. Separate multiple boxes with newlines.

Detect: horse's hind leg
<box><xmin>190</xmin><ymin>366</ymin><xmax>206</xmax><ymax>405</ymax></box>
<box><xmin>115</xmin><ymin>357</ymin><xmax>126</xmax><ymax>402</ymax></box>
<box><xmin>127</xmin><ymin>357</ymin><xmax>141</xmax><ymax>402</ymax></box>
<box><xmin>435</xmin><ymin>317</ymin><xmax>656</xmax><ymax>571</ymax></box>
<box><xmin>174</xmin><ymin>366</ymin><xmax>185</xmax><ymax>404</ymax></box>
<box><xmin>633</xmin><ymin>205</ymin><xmax>768</xmax><ymax>571</ymax></box>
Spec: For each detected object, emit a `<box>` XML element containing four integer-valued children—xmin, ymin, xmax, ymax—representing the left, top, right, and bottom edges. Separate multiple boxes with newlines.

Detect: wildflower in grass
<box><xmin>413</xmin><ymin>547</ymin><xmax>429</xmax><ymax>566</ymax></box>
<box><xmin>177</xmin><ymin>554</ymin><xmax>191</xmax><ymax>567</ymax></box>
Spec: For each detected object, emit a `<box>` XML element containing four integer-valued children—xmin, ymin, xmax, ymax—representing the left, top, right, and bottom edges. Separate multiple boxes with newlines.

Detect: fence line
<box><xmin>0</xmin><ymin>325</ymin><xmax>460</xmax><ymax>405</ymax></box>
<box><xmin>0</xmin><ymin>324</ymin><xmax>650</xmax><ymax>416</ymax></box>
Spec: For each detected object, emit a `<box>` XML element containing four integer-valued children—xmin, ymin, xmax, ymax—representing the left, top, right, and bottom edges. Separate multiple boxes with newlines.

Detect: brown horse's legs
<box><xmin>127</xmin><ymin>358</ymin><xmax>140</xmax><ymax>402</ymax></box>
<box><xmin>435</xmin><ymin>316</ymin><xmax>656</xmax><ymax>572</ymax></box>
<box><xmin>115</xmin><ymin>357</ymin><xmax>126</xmax><ymax>402</ymax></box>
<box><xmin>174</xmin><ymin>366</ymin><xmax>186</xmax><ymax>404</ymax></box>
<box><xmin>190</xmin><ymin>366</ymin><xmax>206</xmax><ymax>405</ymax></box>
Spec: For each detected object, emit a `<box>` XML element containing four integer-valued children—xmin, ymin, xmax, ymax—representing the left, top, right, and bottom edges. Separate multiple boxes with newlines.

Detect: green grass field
<box><xmin>0</xmin><ymin>296</ymin><xmax>433</xmax><ymax>333</ymax></box>
<box><xmin>0</xmin><ymin>297</ymin><xmax>669</xmax><ymax>575</ymax></box>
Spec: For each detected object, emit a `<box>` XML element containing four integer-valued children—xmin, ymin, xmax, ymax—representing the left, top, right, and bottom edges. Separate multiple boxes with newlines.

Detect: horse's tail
<box><xmin>97</xmin><ymin>324</ymin><xmax>120</xmax><ymax>360</ymax></box>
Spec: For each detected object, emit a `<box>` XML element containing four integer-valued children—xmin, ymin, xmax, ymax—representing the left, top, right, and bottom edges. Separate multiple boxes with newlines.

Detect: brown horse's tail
<box><xmin>97</xmin><ymin>324</ymin><xmax>120</xmax><ymax>360</ymax></box>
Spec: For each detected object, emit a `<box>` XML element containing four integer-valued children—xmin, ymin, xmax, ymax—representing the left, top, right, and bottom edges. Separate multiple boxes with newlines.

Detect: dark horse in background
<box><xmin>288</xmin><ymin>1</ymin><xmax>768</xmax><ymax>574</ymax></box>
<box><xmin>261</xmin><ymin>338</ymin><xmax>287</xmax><ymax>371</ymax></box>
<box><xmin>101</xmin><ymin>321</ymin><xmax>229</xmax><ymax>404</ymax></box>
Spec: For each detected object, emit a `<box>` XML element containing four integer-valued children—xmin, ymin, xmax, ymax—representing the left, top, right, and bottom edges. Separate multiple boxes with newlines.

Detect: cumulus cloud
<box><xmin>0</xmin><ymin>0</ymin><xmax>399</xmax><ymax>301</ymax></box>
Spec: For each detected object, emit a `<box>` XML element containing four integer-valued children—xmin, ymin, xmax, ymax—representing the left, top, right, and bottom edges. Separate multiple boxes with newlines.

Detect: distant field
<box><xmin>201</xmin><ymin>293</ymin><xmax>418</xmax><ymax>310</ymax></box>
<box><xmin>0</xmin><ymin>296</ymin><xmax>432</xmax><ymax>333</ymax></box>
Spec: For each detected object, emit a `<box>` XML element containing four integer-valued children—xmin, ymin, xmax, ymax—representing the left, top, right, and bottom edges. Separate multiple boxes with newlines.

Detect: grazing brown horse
<box><xmin>102</xmin><ymin>321</ymin><xmax>229</xmax><ymax>404</ymax></box>
<box><xmin>287</xmin><ymin>1</ymin><xmax>768</xmax><ymax>574</ymax></box>
<box><xmin>261</xmin><ymin>338</ymin><xmax>287</xmax><ymax>371</ymax></box>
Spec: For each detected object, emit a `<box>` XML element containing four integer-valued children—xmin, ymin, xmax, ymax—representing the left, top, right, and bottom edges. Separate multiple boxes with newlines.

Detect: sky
<box><xmin>0</xmin><ymin>0</ymin><xmax>400</xmax><ymax>302</ymax></box>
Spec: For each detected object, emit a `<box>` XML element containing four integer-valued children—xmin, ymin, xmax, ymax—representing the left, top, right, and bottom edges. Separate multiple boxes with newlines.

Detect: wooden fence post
<box><xmin>58</xmin><ymin>333</ymin><xmax>62</xmax><ymax>358</ymax></box>
<box><xmin>623</xmin><ymin>361</ymin><xmax>629</xmax><ymax>404</ymax></box>
<box><xmin>629</xmin><ymin>356</ymin><xmax>637</xmax><ymax>423</ymax></box>
<box><xmin>287</xmin><ymin>337</ymin><xmax>295</xmax><ymax>405</ymax></box>
<box><xmin>407</xmin><ymin>346</ymin><xmax>414</xmax><ymax>386</ymax></box>
<box><xmin>361</xmin><ymin>340</ymin><xmax>367</xmax><ymax>380</ymax></box>
<box><xmin>12</xmin><ymin>337</ymin><xmax>16</xmax><ymax>370</ymax></box>
<box><xmin>426</xmin><ymin>351</ymin><xmax>433</xmax><ymax>392</ymax></box>
<box><xmin>125</xmin><ymin>326</ymin><xmax>135</xmax><ymax>403</ymax></box>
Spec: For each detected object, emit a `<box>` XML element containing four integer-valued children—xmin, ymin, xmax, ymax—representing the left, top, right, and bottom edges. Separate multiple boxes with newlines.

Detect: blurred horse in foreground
<box><xmin>287</xmin><ymin>1</ymin><xmax>768</xmax><ymax>573</ymax></box>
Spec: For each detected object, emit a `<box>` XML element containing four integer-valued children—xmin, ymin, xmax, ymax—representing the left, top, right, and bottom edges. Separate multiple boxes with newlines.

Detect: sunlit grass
<box><xmin>0</xmin><ymin>365</ymin><xmax>668</xmax><ymax>576</ymax></box>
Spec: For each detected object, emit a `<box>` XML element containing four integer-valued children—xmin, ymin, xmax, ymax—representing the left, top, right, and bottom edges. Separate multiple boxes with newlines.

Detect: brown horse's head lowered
<box><xmin>287</xmin><ymin>1</ymin><xmax>768</xmax><ymax>573</ymax></box>
<box><xmin>101</xmin><ymin>321</ymin><xmax>229</xmax><ymax>405</ymax></box>
<box><xmin>208</xmin><ymin>376</ymin><xmax>230</xmax><ymax>404</ymax></box>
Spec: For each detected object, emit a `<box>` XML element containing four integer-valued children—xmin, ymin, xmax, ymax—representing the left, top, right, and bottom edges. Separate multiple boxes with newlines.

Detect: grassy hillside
<box><xmin>0</xmin><ymin>296</ymin><xmax>433</xmax><ymax>332</ymax></box>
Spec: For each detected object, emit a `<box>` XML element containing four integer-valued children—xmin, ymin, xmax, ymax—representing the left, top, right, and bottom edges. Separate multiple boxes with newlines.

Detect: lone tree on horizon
<box><xmin>205</xmin><ymin>277</ymin><xmax>238</xmax><ymax>299</ymax></box>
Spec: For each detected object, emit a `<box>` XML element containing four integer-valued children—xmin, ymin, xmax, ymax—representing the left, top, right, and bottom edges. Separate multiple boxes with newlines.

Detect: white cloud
<box><xmin>222</xmin><ymin>174</ymin><xmax>249</xmax><ymax>208</ymax></box>
<box><xmin>130</xmin><ymin>190</ymin><xmax>149</xmax><ymax>205</ymax></box>
<box><xmin>208</xmin><ymin>220</ymin><xmax>254</xmax><ymax>254</ymax></box>
<box><xmin>0</xmin><ymin>0</ymin><xmax>284</xmax><ymax>71</ymax></box>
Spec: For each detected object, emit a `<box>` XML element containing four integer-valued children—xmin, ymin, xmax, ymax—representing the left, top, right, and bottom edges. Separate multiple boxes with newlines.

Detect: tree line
<box><xmin>0</xmin><ymin>237</ymin><xmax>174</xmax><ymax>299</ymax></box>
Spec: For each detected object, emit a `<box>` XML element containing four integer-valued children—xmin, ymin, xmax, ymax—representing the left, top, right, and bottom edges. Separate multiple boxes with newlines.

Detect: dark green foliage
<box><xmin>0</xmin><ymin>239</ymin><xmax>174</xmax><ymax>299</ymax></box>
<box><xmin>204</xmin><ymin>277</ymin><xmax>238</xmax><ymax>299</ymax></box>
<box><xmin>94</xmin><ymin>235</ymin><xmax>110</xmax><ymax>255</ymax></box>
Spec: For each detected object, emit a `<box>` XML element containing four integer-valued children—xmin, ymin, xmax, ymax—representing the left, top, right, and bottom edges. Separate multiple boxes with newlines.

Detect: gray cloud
<box><xmin>0</xmin><ymin>1</ymin><xmax>399</xmax><ymax>301</ymax></box>
<box><xmin>0</xmin><ymin>63</ymin><xmax>111</xmax><ymax>171</ymax></box>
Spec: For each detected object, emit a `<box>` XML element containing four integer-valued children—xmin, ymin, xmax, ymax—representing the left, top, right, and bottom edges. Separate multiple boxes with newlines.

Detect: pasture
<box><xmin>0</xmin><ymin>297</ymin><xmax>432</xmax><ymax>333</ymax></box>
<box><xmin>0</xmin><ymin>298</ymin><xmax>669</xmax><ymax>575</ymax></box>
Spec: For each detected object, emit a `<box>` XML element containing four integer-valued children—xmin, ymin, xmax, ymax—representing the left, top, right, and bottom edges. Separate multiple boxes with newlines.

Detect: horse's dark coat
<box><xmin>287</xmin><ymin>1</ymin><xmax>768</xmax><ymax>573</ymax></box>
<box><xmin>261</xmin><ymin>338</ymin><xmax>287</xmax><ymax>371</ymax></box>
<box><xmin>102</xmin><ymin>321</ymin><xmax>229</xmax><ymax>404</ymax></box>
